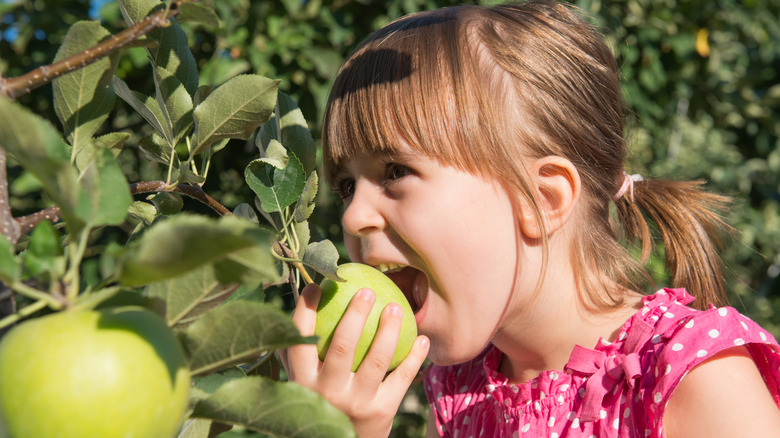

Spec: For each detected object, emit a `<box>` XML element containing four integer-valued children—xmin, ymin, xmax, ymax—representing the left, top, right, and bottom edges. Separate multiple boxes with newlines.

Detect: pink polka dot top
<box><xmin>424</xmin><ymin>288</ymin><xmax>780</xmax><ymax>437</ymax></box>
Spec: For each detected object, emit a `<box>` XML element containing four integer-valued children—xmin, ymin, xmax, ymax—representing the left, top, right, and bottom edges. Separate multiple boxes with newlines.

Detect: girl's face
<box><xmin>332</xmin><ymin>143</ymin><xmax>523</xmax><ymax>365</ymax></box>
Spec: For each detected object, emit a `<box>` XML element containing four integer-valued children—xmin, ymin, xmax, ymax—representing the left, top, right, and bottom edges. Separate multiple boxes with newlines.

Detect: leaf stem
<box><xmin>9</xmin><ymin>282</ymin><xmax>64</xmax><ymax>310</ymax></box>
<box><xmin>0</xmin><ymin>299</ymin><xmax>48</xmax><ymax>330</ymax></box>
<box><xmin>64</xmin><ymin>227</ymin><xmax>91</xmax><ymax>302</ymax></box>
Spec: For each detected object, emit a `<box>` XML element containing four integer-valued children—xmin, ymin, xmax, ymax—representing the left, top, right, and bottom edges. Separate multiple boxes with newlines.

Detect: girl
<box><xmin>282</xmin><ymin>1</ymin><xmax>780</xmax><ymax>436</ymax></box>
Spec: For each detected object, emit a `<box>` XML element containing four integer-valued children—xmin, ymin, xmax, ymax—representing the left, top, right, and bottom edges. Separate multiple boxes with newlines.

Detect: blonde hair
<box><xmin>322</xmin><ymin>0</ymin><xmax>730</xmax><ymax>310</ymax></box>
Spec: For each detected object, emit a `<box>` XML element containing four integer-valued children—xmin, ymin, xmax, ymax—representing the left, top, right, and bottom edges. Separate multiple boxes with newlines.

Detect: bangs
<box><xmin>322</xmin><ymin>7</ymin><xmax>494</xmax><ymax>182</ymax></box>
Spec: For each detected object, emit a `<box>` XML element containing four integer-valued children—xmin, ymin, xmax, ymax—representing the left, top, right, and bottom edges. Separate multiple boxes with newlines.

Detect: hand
<box><xmin>281</xmin><ymin>283</ymin><xmax>430</xmax><ymax>438</ymax></box>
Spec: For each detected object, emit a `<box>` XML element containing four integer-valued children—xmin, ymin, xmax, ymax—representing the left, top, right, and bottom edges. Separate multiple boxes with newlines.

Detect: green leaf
<box><xmin>245</xmin><ymin>151</ymin><xmax>306</xmax><ymax>213</ymax></box>
<box><xmin>147</xmin><ymin>191</ymin><xmax>183</xmax><ymax>215</ymax></box>
<box><xmin>257</xmin><ymin>91</ymin><xmax>316</xmax><ymax>174</ymax></box>
<box><xmin>152</xmin><ymin>64</ymin><xmax>194</xmax><ymax>145</ymax></box>
<box><xmin>191</xmin><ymin>75</ymin><xmax>279</xmax><ymax>156</ymax></box>
<box><xmin>52</xmin><ymin>20</ymin><xmax>118</xmax><ymax>165</ymax></box>
<box><xmin>177</xmin><ymin>164</ymin><xmax>207</xmax><ymax>185</ymax></box>
<box><xmin>118</xmin><ymin>215</ymin><xmax>274</xmax><ymax>287</ymax></box>
<box><xmin>0</xmin><ymin>234</ymin><xmax>20</xmax><ymax>283</ymax></box>
<box><xmin>178</xmin><ymin>3</ymin><xmax>222</xmax><ymax>29</ymax></box>
<box><xmin>21</xmin><ymin>221</ymin><xmax>63</xmax><ymax>278</ymax></box>
<box><xmin>180</xmin><ymin>301</ymin><xmax>315</xmax><ymax>376</ymax></box>
<box><xmin>258</xmin><ymin>139</ymin><xmax>289</xmax><ymax>169</ymax></box>
<box><xmin>138</xmin><ymin>133</ymin><xmax>179</xmax><ymax>166</ymax></box>
<box><xmin>0</xmin><ymin>98</ymin><xmax>88</xmax><ymax>235</ymax></box>
<box><xmin>232</xmin><ymin>203</ymin><xmax>259</xmax><ymax>224</ymax></box>
<box><xmin>212</xmin><ymin>244</ymin><xmax>279</xmax><ymax>286</ymax></box>
<box><xmin>145</xmin><ymin>264</ymin><xmax>238</xmax><ymax>329</ymax></box>
<box><xmin>79</xmin><ymin>148</ymin><xmax>132</xmax><ymax>227</ymax></box>
<box><xmin>112</xmin><ymin>76</ymin><xmax>168</xmax><ymax>140</ymax></box>
<box><xmin>128</xmin><ymin>201</ymin><xmax>157</xmax><ymax>225</ymax></box>
<box><xmin>117</xmin><ymin>0</ymin><xmax>198</xmax><ymax>95</ymax></box>
<box><xmin>301</xmin><ymin>240</ymin><xmax>341</xmax><ymax>281</ymax></box>
<box><xmin>191</xmin><ymin>376</ymin><xmax>356</xmax><ymax>438</ymax></box>
<box><xmin>91</xmin><ymin>132</ymin><xmax>130</xmax><ymax>154</ymax></box>
<box><xmin>293</xmin><ymin>171</ymin><xmax>318</xmax><ymax>222</ymax></box>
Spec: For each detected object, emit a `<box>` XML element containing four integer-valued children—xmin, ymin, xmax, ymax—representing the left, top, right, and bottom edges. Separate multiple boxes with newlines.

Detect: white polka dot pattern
<box><xmin>424</xmin><ymin>288</ymin><xmax>780</xmax><ymax>438</ymax></box>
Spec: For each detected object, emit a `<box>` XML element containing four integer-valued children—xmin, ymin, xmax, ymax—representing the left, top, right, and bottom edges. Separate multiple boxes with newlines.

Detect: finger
<box><xmin>380</xmin><ymin>335</ymin><xmax>430</xmax><ymax>403</ymax></box>
<box><xmin>352</xmin><ymin>302</ymin><xmax>403</xmax><ymax>393</ymax></box>
<box><xmin>286</xmin><ymin>284</ymin><xmax>322</xmax><ymax>383</ymax></box>
<box><xmin>319</xmin><ymin>288</ymin><xmax>376</xmax><ymax>388</ymax></box>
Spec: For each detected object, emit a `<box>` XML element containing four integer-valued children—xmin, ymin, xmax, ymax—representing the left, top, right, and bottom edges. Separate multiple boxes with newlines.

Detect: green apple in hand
<box><xmin>315</xmin><ymin>263</ymin><xmax>417</xmax><ymax>372</ymax></box>
<box><xmin>0</xmin><ymin>307</ymin><xmax>191</xmax><ymax>438</ymax></box>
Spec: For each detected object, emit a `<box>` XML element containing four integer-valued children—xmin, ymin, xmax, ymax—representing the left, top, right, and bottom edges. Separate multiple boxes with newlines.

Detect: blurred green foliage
<box><xmin>1</xmin><ymin>0</ymin><xmax>778</xmax><ymax>436</ymax></box>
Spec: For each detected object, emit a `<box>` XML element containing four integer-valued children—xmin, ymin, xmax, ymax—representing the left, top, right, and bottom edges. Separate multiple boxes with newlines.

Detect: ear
<box><xmin>517</xmin><ymin>156</ymin><xmax>581</xmax><ymax>239</ymax></box>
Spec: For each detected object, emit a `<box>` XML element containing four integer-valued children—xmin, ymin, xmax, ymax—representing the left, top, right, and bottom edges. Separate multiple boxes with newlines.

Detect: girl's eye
<box><xmin>385</xmin><ymin>163</ymin><xmax>413</xmax><ymax>182</ymax></box>
<box><xmin>334</xmin><ymin>178</ymin><xmax>355</xmax><ymax>200</ymax></box>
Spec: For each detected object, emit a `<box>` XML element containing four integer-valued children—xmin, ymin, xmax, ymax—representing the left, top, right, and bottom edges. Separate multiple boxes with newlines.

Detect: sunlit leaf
<box><xmin>180</xmin><ymin>301</ymin><xmax>315</xmax><ymax>376</ymax></box>
<box><xmin>301</xmin><ymin>240</ymin><xmax>341</xmax><ymax>281</ymax></box>
<box><xmin>117</xmin><ymin>0</ymin><xmax>198</xmax><ymax>95</ymax></box>
<box><xmin>178</xmin><ymin>3</ymin><xmax>222</xmax><ymax>29</ymax></box>
<box><xmin>191</xmin><ymin>376</ymin><xmax>356</xmax><ymax>438</ymax></box>
<box><xmin>52</xmin><ymin>20</ymin><xmax>118</xmax><ymax>167</ymax></box>
<box><xmin>257</xmin><ymin>91</ymin><xmax>316</xmax><ymax>174</ymax></box>
<box><xmin>245</xmin><ymin>150</ymin><xmax>306</xmax><ymax>213</ymax></box>
<box><xmin>293</xmin><ymin>171</ymin><xmax>318</xmax><ymax>222</ymax></box>
<box><xmin>191</xmin><ymin>75</ymin><xmax>279</xmax><ymax>156</ymax></box>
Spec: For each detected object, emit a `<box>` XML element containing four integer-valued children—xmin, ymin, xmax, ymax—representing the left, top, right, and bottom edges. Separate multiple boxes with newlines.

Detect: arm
<box><xmin>426</xmin><ymin>407</ymin><xmax>440</xmax><ymax>437</ymax></box>
<box><xmin>663</xmin><ymin>346</ymin><xmax>780</xmax><ymax>438</ymax></box>
<box><xmin>281</xmin><ymin>283</ymin><xmax>430</xmax><ymax>438</ymax></box>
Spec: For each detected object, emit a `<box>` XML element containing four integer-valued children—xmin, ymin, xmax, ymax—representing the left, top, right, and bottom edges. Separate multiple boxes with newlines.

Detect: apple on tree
<box><xmin>0</xmin><ymin>306</ymin><xmax>191</xmax><ymax>438</ymax></box>
<box><xmin>314</xmin><ymin>263</ymin><xmax>418</xmax><ymax>372</ymax></box>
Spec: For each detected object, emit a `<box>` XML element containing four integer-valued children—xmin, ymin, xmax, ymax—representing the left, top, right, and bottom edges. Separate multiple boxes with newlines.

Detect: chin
<box><xmin>426</xmin><ymin>339</ymin><xmax>487</xmax><ymax>367</ymax></box>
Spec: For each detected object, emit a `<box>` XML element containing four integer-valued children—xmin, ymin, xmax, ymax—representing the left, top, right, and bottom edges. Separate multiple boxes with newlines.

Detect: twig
<box><xmin>5</xmin><ymin>180</ymin><xmax>233</xmax><ymax>244</ymax></box>
<box><xmin>130</xmin><ymin>181</ymin><xmax>232</xmax><ymax>216</ymax></box>
<box><xmin>0</xmin><ymin>0</ymin><xmax>192</xmax><ymax>100</ymax></box>
<box><xmin>0</xmin><ymin>148</ymin><xmax>21</xmax><ymax>244</ymax></box>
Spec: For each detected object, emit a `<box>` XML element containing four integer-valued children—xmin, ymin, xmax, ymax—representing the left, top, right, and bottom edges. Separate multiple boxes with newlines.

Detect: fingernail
<box><xmin>387</xmin><ymin>303</ymin><xmax>402</xmax><ymax>317</ymax></box>
<box><xmin>357</xmin><ymin>288</ymin><xmax>375</xmax><ymax>302</ymax></box>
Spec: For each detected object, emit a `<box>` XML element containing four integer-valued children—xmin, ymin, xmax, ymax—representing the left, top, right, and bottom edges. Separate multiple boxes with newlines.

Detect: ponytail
<box><xmin>614</xmin><ymin>177</ymin><xmax>733</xmax><ymax>310</ymax></box>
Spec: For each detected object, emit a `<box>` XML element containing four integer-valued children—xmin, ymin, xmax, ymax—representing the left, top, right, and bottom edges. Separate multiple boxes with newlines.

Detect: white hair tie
<box><xmin>614</xmin><ymin>172</ymin><xmax>643</xmax><ymax>202</ymax></box>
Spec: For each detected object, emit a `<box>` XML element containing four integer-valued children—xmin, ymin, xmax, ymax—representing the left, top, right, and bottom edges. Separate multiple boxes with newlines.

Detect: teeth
<box><xmin>376</xmin><ymin>263</ymin><xmax>405</xmax><ymax>273</ymax></box>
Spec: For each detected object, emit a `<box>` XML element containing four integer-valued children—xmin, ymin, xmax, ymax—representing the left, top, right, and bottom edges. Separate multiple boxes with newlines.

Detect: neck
<box><xmin>491</xmin><ymin>265</ymin><xmax>643</xmax><ymax>385</ymax></box>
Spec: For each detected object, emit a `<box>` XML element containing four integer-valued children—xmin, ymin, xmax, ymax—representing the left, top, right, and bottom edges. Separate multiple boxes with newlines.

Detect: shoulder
<box><xmin>663</xmin><ymin>346</ymin><xmax>780</xmax><ymax>438</ymax></box>
<box><xmin>638</xmin><ymin>290</ymin><xmax>780</xmax><ymax>436</ymax></box>
<box><xmin>646</xmin><ymin>294</ymin><xmax>780</xmax><ymax>404</ymax></box>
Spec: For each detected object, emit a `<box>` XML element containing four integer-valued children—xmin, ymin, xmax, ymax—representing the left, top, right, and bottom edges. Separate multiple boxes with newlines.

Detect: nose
<box><xmin>341</xmin><ymin>181</ymin><xmax>386</xmax><ymax>238</ymax></box>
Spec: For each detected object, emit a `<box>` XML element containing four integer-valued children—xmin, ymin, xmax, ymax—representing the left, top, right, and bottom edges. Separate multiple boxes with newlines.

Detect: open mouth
<box><xmin>376</xmin><ymin>264</ymin><xmax>428</xmax><ymax>315</ymax></box>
